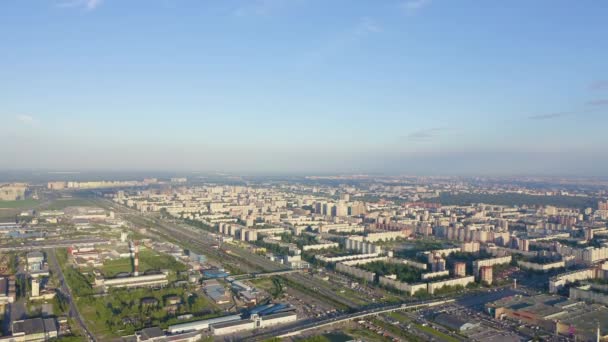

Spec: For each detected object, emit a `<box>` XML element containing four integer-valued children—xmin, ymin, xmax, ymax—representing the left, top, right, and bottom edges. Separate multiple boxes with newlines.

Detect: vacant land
<box><xmin>42</xmin><ymin>198</ymin><xmax>100</xmax><ymax>210</ymax></box>
<box><xmin>101</xmin><ymin>249</ymin><xmax>187</xmax><ymax>278</ymax></box>
<box><xmin>0</xmin><ymin>199</ymin><xmax>41</xmax><ymax>209</ymax></box>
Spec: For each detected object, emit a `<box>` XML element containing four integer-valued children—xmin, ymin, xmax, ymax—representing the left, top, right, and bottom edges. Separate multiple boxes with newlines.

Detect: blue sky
<box><xmin>1</xmin><ymin>0</ymin><xmax>607</xmax><ymax>175</ymax></box>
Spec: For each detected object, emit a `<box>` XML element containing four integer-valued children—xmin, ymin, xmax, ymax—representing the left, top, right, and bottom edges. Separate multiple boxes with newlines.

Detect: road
<box><xmin>251</xmin><ymin>298</ymin><xmax>454</xmax><ymax>339</ymax></box>
<box><xmin>3</xmin><ymin>257</ymin><xmax>27</xmax><ymax>335</ymax></box>
<box><xmin>47</xmin><ymin>249</ymin><xmax>96</xmax><ymax>342</ymax></box>
<box><xmin>147</xmin><ymin>215</ymin><xmax>363</xmax><ymax>309</ymax></box>
<box><xmin>104</xmin><ymin>200</ymin><xmax>387</xmax><ymax>310</ymax></box>
<box><xmin>0</xmin><ymin>238</ymin><xmax>111</xmax><ymax>252</ymax></box>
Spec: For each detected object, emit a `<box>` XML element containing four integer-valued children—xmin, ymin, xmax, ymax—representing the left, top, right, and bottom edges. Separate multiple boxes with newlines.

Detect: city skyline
<box><xmin>1</xmin><ymin>0</ymin><xmax>608</xmax><ymax>175</ymax></box>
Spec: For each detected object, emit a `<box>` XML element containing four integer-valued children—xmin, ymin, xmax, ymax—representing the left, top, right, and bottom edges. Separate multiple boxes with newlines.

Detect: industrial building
<box><xmin>203</xmin><ymin>279</ymin><xmax>230</xmax><ymax>304</ymax></box>
<box><xmin>94</xmin><ymin>273</ymin><xmax>168</xmax><ymax>291</ymax></box>
<box><xmin>11</xmin><ymin>317</ymin><xmax>58</xmax><ymax>341</ymax></box>
<box><xmin>486</xmin><ymin>294</ymin><xmax>608</xmax><ymax>341</ymax></box>
<box><xmin>210</xmin><ymin>312</ymin><xmax>297</xmax><ymax>336</ymax></box>
<box><xmin>0</xmin><ymin>276</ymin><xmax>16</xmax><ymax>306</ymax></box>
<box><xmin>26</xmin><ymin>252</ymin><xmax>44</xmax><ymax>272</ymax></box>
<box><xmin>167</xmin><ymin>315</ymin><xmax>242</xmax><ymax>334</ymax></box>
<box><xmin>434</xmin><ymin>313</ymin><xmax>479</xmax><ymax>332</ymax></box>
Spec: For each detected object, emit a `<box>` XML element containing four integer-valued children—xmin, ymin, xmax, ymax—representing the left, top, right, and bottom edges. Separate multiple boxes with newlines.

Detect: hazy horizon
<box><xmin>2</xmin><ymin>0</ymin><xmax>607</xmax><ymax>175</ymax></box>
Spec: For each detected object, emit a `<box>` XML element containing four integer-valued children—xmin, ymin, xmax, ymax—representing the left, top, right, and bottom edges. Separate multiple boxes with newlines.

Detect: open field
<box><xmin>101</xmin><ymin>248</ymin><xmax>187</xmax><ymax>278</ymax></box>
<box><xmin>0</xmin><ymin>199</ymin><xmax>41</xmax><ymax>209</ymax></box>
<box><xmin>41</xmin><ymin>198</ymin><xmax>100</xmax><ymax>210</ymax></box>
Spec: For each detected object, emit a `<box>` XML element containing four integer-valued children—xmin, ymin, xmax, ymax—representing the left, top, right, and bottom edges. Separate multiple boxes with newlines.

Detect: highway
<box><xmin>47</xmin><ymin>249</ymin><xmax>96</xmax><ymax>342</ymax></box>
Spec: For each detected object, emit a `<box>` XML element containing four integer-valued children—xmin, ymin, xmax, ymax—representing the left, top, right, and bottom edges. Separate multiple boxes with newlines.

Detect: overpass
<box><xmin>249</xmin><ymin>298</ymin><xmax>454</xmax><ymax>339</ymax></box>
<box><xmin>230</xmin><ymin>268</ymin><xmax>305</xmax><ymax>280</ymax></box>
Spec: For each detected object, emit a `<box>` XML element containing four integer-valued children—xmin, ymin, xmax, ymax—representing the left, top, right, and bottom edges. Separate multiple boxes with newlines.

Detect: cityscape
<box><xmin>2</xmin><ymin>175</ymin><xmax>608</xmax><ymax>341</ymax></box>
<box><xmin>2</xmin><ymin>0</ymin><xmax>608</xmax><ymax>341</ymax></box>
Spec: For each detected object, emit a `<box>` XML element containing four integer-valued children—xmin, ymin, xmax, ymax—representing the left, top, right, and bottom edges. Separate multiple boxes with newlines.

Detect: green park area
<box><xmin>101</xmin><ymin>248</ymin><xmax>187</xmax><ymax>278</ymax></box>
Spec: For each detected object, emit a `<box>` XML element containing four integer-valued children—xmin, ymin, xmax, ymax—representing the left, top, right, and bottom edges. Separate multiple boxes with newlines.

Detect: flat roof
<box><xmin>168</xmin><ymin>314</ymin><xmax>241</xmax><ymax>333</ymax></box>
<box><xmin>12</xmin><ymin>318</ymin><xmax>56</xmax><ymax>335</ymax></box>
<box><xmin>0</xmin><ymin>277</ymin><xmax>8</xmax><ymax>295</ymax></box>
<box><xmin>262</xmin><ymin>312</ymin><xmax>297</xmax><ymax>320</ymax></box>
<box><xmin>557</xmin><ymin>305</ymin><xmax>608</xmax><ymax>337</ymax></box>
<box><xmin>212</xmin><ymin>319</ymin><xmax>252</xmax><ymax>329</ymax></box>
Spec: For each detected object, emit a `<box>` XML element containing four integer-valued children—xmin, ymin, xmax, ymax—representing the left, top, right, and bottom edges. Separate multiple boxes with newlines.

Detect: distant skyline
<box><xmin>1</xmin><ymin>0</ymin><xmax>607</xmax><ymax>175</ymax></box>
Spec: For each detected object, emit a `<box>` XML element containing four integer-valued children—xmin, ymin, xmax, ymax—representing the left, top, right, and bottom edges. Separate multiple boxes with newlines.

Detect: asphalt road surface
<box><xmin>47</xmin><ymin>249</ymin><xmax>96</xmax><ymax>342</ymax></box>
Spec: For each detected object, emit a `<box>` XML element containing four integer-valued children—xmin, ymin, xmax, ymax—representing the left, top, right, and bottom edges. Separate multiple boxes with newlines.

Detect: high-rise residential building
<box><xmin>480</xmin><ymin>266</ymin><xmax>493</xmax><ymax>285</ymax></box>
<box><xmin>314</xmin><ymin>202</ymin><xmax>324</xmax><ymax>214</ymax></box>
<box><xmin>349</xmin><ymin>202</ymin><xmax>367</xmax><ymax>216</ymax></box>
<box><xmin>31</xmin><ymin>277</ymin><xmax>40</xmax><ymax>297</ymax></box>
<box><xmin>0</xmin><ymin>183</ymin><xmax>27</xmax><ymax>201</ymax></box>
<box><xmin>584</xmin><ymin>228</ymin><xmax>594</xmax><ymax>241</ymax></box>
<box><xmin>322</xmin><ymin>203</ymin><xmax>334</xmax><ymax>216</ymax></box>
<box><xmin>453</xmin><ymin>262</ymin><xmax>467</xmax><ymax>277</ymax></box>
<box><xmin>335</xmin><ymin>201</ymin><xmax>349</xmax><ymax>217</ymax></box>
<box><xmin>519</xmin><ymin>239</ymin><xmax>530</xmax><ymax>252</ymax></box>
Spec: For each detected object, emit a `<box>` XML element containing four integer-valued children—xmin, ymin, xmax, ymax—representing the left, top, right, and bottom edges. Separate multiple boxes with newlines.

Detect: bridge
<box><xmin>230</xmin><ymin>268</ymin><xmax>305</xmax><ymax>280</ymax></box>
<box><xmin>247</xmin><ymin>298</ymin><xmax>454</xmax><ymax>339</ymax></box>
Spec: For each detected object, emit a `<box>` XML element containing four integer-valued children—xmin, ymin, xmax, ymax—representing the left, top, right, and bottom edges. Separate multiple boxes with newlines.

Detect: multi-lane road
<box><xmin>251</xmin><ymin>298</ymin><xmax>455</xmax><ymax>339</ymax></box>
<box><xmin>47</xmin><ymin>249</ymin><xmax>96</xmax><ymax>342</ymax></box>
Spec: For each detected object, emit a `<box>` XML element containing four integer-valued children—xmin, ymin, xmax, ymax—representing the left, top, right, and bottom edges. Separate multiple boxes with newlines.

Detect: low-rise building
<box><xmin>11</xmin><ymin>318</ymin><xmax>58</xmax><ymax>341</ymax></box>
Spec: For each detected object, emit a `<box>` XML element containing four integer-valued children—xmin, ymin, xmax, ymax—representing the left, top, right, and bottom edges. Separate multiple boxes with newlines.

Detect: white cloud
<box><xmin>16</xmin><ymin>115</ymin><xmax>40</xmax><ymax>126</ymax></box>
<box><xmin>57</xmin><ymin>0</ymin><xmax>103</xmax><ymax>11</ymax></box>
<box><xmin>401</xmin><ymin>0</ymin><xmax>432</xmax><ymax>14</ymax></box>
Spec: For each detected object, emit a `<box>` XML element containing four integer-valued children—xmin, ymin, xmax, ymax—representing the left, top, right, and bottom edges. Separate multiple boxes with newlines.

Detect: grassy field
<box><xmin>101</xmin><ymin>248</ymin><xmax>187</xmax><ymax>278</ymax></box>
<box><xmin>0</xmin><ymin>199</ymin><xmax>41</xmax><ymax>209</ymax></box>
<box><xmin>77</xmin><ymin>286</ymin><xmax>218</xmax><ymax>339</ymax></box>
<box><xmin>42</xmin><ymin>198</ymin><xmax>100</xmax><ymax>210</ymax></box>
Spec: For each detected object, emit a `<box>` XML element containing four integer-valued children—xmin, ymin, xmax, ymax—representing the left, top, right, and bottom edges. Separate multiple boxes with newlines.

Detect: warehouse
<box><xmin>12</xmin><ymin>317</ymin><xmax>58</xmax><ymax>341</ymax></box>
<box><xmin>167</xmin><ymin>315</ymin><xmax>241</xmax><ymax>334</ymax></box>
<box><xmin>210</xmin><ymin>319</ymin><xmax>254</xmax><ymax>336</ymax></box>
<box><xmin>211</xmin><ymin>312</ymin><xmax>297</xmax><ymax>336</ymax></box>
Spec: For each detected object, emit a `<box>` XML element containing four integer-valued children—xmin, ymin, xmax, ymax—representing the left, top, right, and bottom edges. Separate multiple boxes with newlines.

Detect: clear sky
<box><xmin>1</xmin><ymin>0</ymin><xmax>607</xmax><ymax>175</ymax></box>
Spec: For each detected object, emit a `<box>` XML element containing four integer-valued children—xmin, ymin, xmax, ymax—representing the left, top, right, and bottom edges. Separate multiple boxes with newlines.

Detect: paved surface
<box><xmin>3</xmin><ymin>259</ymin><xmax>27</xmax><ymax>335</ymax></box>
<box><xmin>252</xmin><ymin>299</ymin><xmax>453</xmax><ymax>339</ymax></box>
<box><xmin>0</xmin><ymin>238</ymin><xmax>110</xmax><ymax>252</ymax></box>
<box><xmin>47</xmin><ymin>249</ymin><xmax>96</xmax><ymax>342</ymax></box>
